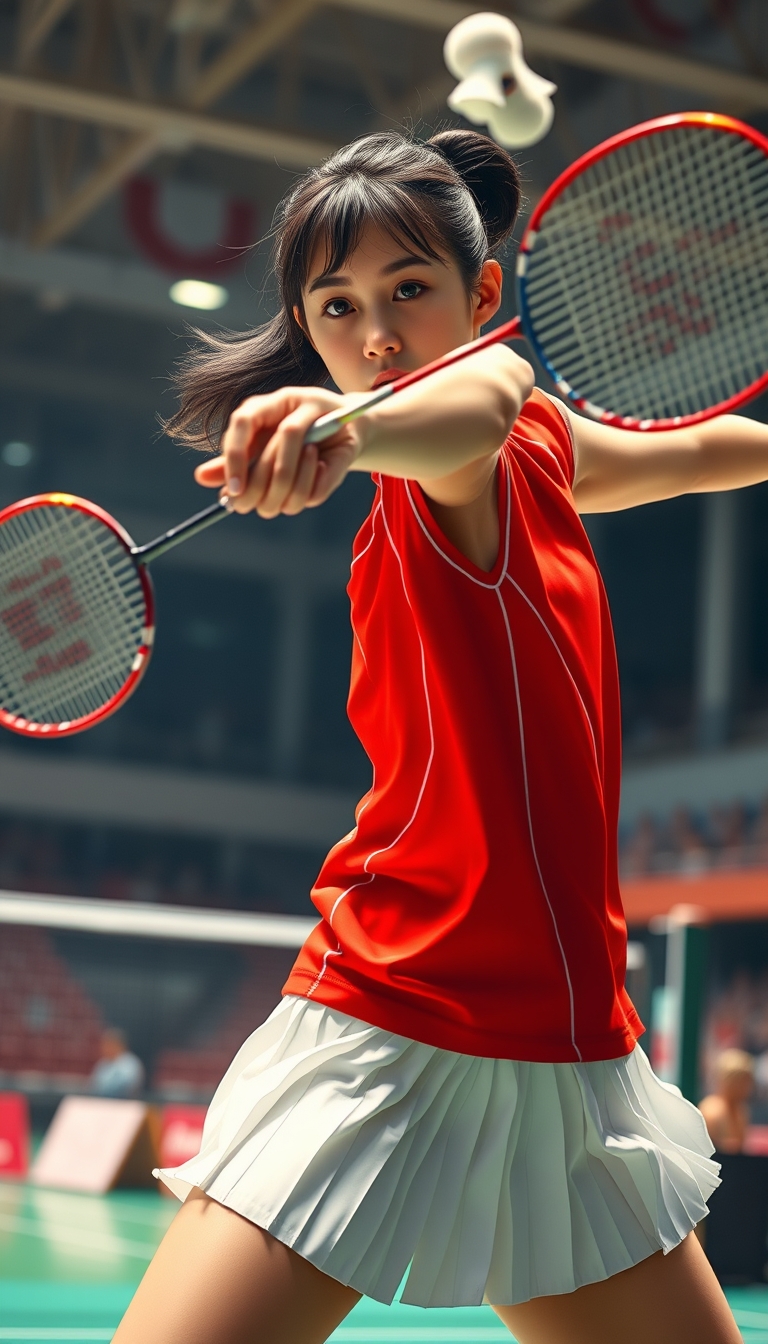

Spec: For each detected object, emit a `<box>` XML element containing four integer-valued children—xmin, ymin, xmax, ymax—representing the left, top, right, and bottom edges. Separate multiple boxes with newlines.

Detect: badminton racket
<box><xmin>2</xmin><ymin>110</ymin><xmax>767</xmax><ymax>738</ymax></box>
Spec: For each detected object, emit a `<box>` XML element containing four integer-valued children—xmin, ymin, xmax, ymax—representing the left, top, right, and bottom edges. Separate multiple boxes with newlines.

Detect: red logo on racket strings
<box><xmin>22</xmin><ymin>639</ymin><xmax>92</xmax><ymax>684</ymax></box>
<box><xmin>1</xmin><ymin>566</ymin><xmax>93</xmax><ymax>680</ymax></box>
<box><xmin>5</xmin><ymin>554</ymin><xmax>62</xmax><ymax>593</ymax></box>
<box><xmin>597</xmin><ymin>213</ymin><xmax>739</xmax><ymax>357</ymax></box>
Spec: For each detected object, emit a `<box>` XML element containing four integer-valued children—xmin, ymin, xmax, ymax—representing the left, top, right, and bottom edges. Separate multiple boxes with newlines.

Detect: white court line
<box><xmin>0</xmin><ymin>1189</ymin><xmax>169</xmax><ymax>1232</ymax></box>
<box><xmin>333</xmin><ymin>1332</ymin><xmax>510</xmax><ymax>1340</ymax></box>
<box><xmin>0</xmin><ymin>1333</ymin><xmax>114</xmax><ymax>1341</ymax></box>
<box><xmin>733</xmin><ymin>1309</ymin><xmax>768</xmax><ymax>1327</ymax></box>
<box><xmin>0</xmin><ymin>1213</ymin><xmax>156</xmax><ymax>1258</ymax></box>
<box><xmin>0</xmin><ymin>1330</ymin><xmax>512</xmax><ymax>1343</ymax></box>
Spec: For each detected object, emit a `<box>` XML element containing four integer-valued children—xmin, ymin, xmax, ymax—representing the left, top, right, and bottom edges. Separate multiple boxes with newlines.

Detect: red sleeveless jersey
<box><xmin>284</xmin><ymin>389</ymin><xmax>643</xmax><ymax>1062</ymax></box>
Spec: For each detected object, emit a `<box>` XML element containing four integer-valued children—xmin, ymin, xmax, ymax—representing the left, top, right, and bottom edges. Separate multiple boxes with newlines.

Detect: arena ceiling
<box><xmin>1</xmin><ymin>0</ymin><xmax>768</xmax><ymax>257</ymax></box>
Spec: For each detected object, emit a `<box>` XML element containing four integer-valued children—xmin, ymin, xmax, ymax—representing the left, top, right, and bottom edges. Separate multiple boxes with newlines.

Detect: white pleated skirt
<box><xmin>155</xmin><ymin>995</ymin><xmax>719</xmax><ymax>1308</ymax></box>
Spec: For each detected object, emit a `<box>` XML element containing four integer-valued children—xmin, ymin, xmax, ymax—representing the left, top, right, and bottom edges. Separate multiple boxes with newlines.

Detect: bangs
<box><xmin>288</xmin><ymin>177</ymin><xmax>451</xmax><ymax>295</ymax></box>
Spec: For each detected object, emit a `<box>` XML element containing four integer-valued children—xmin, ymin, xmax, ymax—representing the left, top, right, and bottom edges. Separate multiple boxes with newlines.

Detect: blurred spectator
<box><xmin>665</xmin><ymin>807</ymin><xmax>709</xmax><ymax>875</ymax></box>
<box><xmin>699</xmin><ymin>1049</ymin><xmax>755</xmax><ymax>1153</ymax></box>
<box><xmin>621</xmin><ymin>813</ymin><xmax>658</xmax><ymax>877</ymax></box>
<box><xmin>752</xmin><ymin>798</ymin><xmax>768</xmax><ymax>865</ymax></box>
<box><xmin>710</xmin><ymin>802</ymin><xmax>749</xmax><ymax>869</ymax></box>
<box><xmin>90</xmin><ymin>1028</ymin><xmax>145</xmax><ymax>1098</ymax></box>
<box><xmin>620</xmin><ymin>796</ymin><xmax>768</xmax><ymax>877</ymax></box>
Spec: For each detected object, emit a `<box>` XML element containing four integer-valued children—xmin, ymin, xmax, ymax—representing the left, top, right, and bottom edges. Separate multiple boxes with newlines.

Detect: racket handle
<box><xmin>137</xmin><ymin>316</ymin><xmax>527</xmax><ymax>555</ymax></box>
<box><xmin>304</xmin><ymin>315</ymin><xmax>524</xmax><ymax>445</ymax></box>
<box><xmin>132</xmin><ymin>496</ymin><xmax>232</xmax><ymax>564</ymax></box>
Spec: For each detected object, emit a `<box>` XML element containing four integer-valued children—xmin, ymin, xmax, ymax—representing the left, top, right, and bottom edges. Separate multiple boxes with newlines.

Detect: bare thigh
<box><xmin>112</xmin><ymin>1188</ymin><xmax>360</xmax><ymax>1344</ymax></box>
<box><xmin>491</xmin><ymin>1233</ymin><xmax>741</xmax><ymax>1344</ymax></box>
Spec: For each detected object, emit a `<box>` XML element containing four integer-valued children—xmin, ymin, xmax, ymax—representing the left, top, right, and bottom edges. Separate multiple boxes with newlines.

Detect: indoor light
<box><xmin>169</xmin><ymin>278</ymin><xmax>229</xmax><ymax>310</ymax></box>
<box><xmin>1</xmin><ymin>441</ymin><xmax>34</xmax><ymax>467</ymax></box>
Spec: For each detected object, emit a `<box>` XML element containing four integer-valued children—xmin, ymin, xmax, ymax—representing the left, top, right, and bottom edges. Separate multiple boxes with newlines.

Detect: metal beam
<box><xmin>0</xmin><ymin>72</ymin><xmax>337</xmax><ymax>167</ymax></box>
<box><xmin>334</xmin><ymin>0</ymin><xmax>768</xmax><ymax>109</ymax></box>
<box><xmin>0</xmin><ymin>749</ymin><xmax>356</xmax><ymax>846</ymax></box>
<box><xmin>31</xmin><ymin>129</ymin><xmax>160</xmax><ymax>249</ymax></box>
<box><xmin>18</xmin><ymin>0</ymin><xmax>78</xmax><ymax>64</ymax></box>
<box><xmin>21</xmin><ymin>0</ymin><xmax>322</xmax><ymax>248</ymax></box>
<box><xmin>189</xmin><ymin>0</ymin><xmax>319</xmax><ymax>109</ymax></box>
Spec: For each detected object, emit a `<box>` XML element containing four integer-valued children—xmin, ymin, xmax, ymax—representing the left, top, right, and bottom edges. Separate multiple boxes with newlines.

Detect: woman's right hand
<box><xmin>194</xmin><ymin>386</ymin><xmax>362</xmax><ymax>517</ymax></box>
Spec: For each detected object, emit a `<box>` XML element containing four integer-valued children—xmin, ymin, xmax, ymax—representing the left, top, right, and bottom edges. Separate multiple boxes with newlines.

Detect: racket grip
<box><xmin>303</xmin><ymin>315</ymin><xmax>524</xmax><ymax>445</ymax></box>
<box><xmin>304</xmin><ymin>384</ymin><xmax>395</xmax><ymax>444</ymax></box>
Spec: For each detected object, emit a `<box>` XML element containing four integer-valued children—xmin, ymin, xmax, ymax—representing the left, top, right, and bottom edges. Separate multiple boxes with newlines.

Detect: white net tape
<box><xmin>0</xmin><ymin>505</ymin><xmax>148</xmax><ymax>725</ymax></box>
<box><xmin>524</xmin><ymin>124</ymin><xmax>768</xmax><ymax>421</ymax></box>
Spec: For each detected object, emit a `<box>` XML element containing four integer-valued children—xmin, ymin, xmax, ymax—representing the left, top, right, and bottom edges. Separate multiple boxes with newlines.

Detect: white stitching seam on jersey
<box><xmin>509</xmin><ymin>431</ymin><xmax>560</xmax><ymax>469</ymax></box>
<box><xmin>404</xmin><ymin>466</ymin><xmax>580</xmax><ymax>1058</ymax></box>
<box><xmin>305</xmin><ymin>483</ymin><xmax>436</xmax><ymax>998</ymax></box>
<box><xmin>403</xmin><ymin>468</ymin><xmax>512</xmax><ymax>591</ymax></box>
<box><xmin>496</xmin><ymin>588</ymin><xmax>582</xmax><ymax>1062</ymax></box>
<box><xmin>350</xmin><ymin>499</ymin><xmax>381</xmax><ymax>673</ymax></box>
<box><xmin>404</xmin><ymin>469</ymin><xmax>599</xmax><ymax>774</ymax></box>
<box><xmin>350</xmin><ymin>497</ymin><xmax>382</xmax><ymax>568</ymax></box>
<box><xmin>502</xmin><ymin>572</ymin><xmax>599</xmax><ymax>774</ymax></box>
<box><xmin>540</xmin><ymin>392</ymin><xmax>576</xmax><ymax>485</ymax></box>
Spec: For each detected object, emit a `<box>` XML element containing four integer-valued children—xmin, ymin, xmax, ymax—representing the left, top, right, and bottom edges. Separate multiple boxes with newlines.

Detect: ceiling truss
<box><xmin>1</xmin><ymin>0</ymin><xmax>767</xmax><ymax>252</ymax></box>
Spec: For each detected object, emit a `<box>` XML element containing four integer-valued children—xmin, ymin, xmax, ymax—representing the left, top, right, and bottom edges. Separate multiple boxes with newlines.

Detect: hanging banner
<box><xmin>124</xmin><ymin>177</ymin><xmax>257</xmax><ymax>277</ymax></box>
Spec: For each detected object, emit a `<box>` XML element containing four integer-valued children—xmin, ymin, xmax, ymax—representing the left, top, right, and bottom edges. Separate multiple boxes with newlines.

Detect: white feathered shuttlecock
<box><xmin>444</xmin><ymin>12</ymin><xmax>556</xmax><ymax>149</ymax></box>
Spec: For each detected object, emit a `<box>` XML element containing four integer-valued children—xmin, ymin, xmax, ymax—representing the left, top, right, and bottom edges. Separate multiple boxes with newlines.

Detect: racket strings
<box><xmin>530</xmin><ymin>132</ymin><xmax>763</xmax><ymax>412</ymax></box>
<box><xmin>0</xmin><ymin>507</ymin><xmax>147</xmax><ymax>725</ymax></box>
<box><xmin>531</xmin><ymin>132</ymin><xmax>766</xmax><ymax>414</ymax></box>
<box><xmin>524</xmin><ymin>125</ymin><xmax>768</xmax><ymax>421</ymax></box>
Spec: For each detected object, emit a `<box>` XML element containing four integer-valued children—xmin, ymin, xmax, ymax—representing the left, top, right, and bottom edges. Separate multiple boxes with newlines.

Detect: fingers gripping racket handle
<box><xmin>305</xmin><ymin>316</ymin><xmax>524</xmax><ymax>444</ymax></box>
<box><xmin>135</xmin><ymin>316</ymin><xmax>525</xmax><ymax>561</ymax></box>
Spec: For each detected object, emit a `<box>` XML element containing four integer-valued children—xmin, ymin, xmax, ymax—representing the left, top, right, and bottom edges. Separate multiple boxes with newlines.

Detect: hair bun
<box><xmin>428</xmin><ymin>129</ymin><xmax>520</xmax><ymax>251</ymax></box>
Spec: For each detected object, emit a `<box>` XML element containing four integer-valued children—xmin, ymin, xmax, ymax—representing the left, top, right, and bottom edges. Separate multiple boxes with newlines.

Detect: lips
<box><xmin>372</xmin><ymin>368</ymin><xmax>407</xmax><ymax>390</ymax></box>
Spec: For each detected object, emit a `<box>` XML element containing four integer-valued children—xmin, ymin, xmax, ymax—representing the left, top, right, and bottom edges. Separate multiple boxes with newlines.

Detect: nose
<box><xmin>364</xmin><ymin>323</ymin><xmax>402</xmax><ymax>360</ymax></box>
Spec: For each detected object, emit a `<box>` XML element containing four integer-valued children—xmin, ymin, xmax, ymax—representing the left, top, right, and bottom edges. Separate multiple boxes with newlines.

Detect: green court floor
<box><xmin>1</xmin><ymin>1181</ymin><xmax>768</xmax><ymax>1342</ymax></box>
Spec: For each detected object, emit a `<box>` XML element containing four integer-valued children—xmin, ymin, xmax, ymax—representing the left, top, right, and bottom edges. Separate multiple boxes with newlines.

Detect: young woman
<box><xmin>112</xmin><ymin>129</ymin><xmax>768</xmax><ymax>1344</ymax></box>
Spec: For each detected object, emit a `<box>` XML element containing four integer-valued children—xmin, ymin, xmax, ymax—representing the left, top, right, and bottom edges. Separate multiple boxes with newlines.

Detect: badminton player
<box><xmin>112</xmin><ymin>130</ymin><xmax>766</xmax><ymax>1344</ymax></box>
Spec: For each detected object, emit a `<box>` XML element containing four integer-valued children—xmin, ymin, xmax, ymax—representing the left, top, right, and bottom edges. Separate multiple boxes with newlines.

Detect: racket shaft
<box><xmin>137</xmin><ymin>315</ymin><xmax>526</xmax><ymax>557</ymax></box>
<box><xmin>305</xmin><ymin>315</ymin><xmax>524</xmax><ymax>444</ymax></box>
<box><xmin>131</xmin><ymin>497</ymin><xmax>230</xmax><ymax>564</ymax></box>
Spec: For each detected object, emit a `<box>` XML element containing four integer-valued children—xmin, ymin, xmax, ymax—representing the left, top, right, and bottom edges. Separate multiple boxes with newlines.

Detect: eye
<box><xmin>323</xmin><ymin>298</ymin><xmax>353</xmax><ymax>318</ymax></box>
<box><xmin>394</xmin><ymin>281</ymin><xmax>425</xmax><ymax>301</ymax></box>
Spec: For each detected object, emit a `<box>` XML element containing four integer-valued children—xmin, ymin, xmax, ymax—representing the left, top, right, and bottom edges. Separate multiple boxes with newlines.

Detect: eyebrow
<box><xmin>308</xmin><ymin>254</ymin><xmax>433</xmax><ymax>293</ymax></box>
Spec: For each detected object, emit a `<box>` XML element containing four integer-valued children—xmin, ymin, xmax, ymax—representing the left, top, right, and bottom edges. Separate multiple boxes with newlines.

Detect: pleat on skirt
<box><xmin>155</xmin><ymin>994</ymin><xmax>719</xmax><ymax>1308</ymax></box>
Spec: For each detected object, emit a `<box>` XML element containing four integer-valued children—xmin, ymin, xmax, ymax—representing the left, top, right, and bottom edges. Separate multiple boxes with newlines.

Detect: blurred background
<box><xmin>1</xmin><ymin>0</ymin><xmax>768</xmax><ymax>1205</ymax></box>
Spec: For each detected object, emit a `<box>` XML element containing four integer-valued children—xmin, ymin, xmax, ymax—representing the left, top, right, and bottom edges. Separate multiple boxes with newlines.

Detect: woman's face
<box><xmin>297</xmin><ymin>223</ymin><xmax>503</xmax><ymax>394</ymax></box>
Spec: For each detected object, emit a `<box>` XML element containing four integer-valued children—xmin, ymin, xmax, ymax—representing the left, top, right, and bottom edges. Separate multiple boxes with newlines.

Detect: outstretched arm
<box><xmin>194</xmin><ymin>345</ymin><xmax>534</xmax><ymax>517</ymax></box>
<box><xmin>570</xmin><ymin>410</ymin><xmax>768</xmax><ymax>514</ymax></box>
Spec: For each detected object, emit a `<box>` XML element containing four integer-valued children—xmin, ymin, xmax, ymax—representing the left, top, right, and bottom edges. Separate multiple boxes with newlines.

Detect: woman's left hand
<box><xmin>193</xmin><ymin>386</ymin><xmax>361</xmax><ymax>517</ymax></box>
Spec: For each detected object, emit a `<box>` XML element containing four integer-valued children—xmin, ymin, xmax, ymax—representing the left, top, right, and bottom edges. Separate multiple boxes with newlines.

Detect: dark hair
<box><xmin>165</xmin><ymin>129</ymin><xmax>521</xmax><ymax>448</ymax></box>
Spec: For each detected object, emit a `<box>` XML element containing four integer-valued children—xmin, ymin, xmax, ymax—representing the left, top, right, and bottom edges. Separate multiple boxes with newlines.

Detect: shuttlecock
<box><xmin>444</xmin><ymin>12</ymin><xmax>556</xmax><ymax>149</ymax></box>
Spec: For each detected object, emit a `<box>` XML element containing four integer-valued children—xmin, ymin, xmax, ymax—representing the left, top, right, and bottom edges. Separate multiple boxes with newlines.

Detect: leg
<box><xmin>491</xmin><ymin>1232</ymin><xmax>741</xmax><ymax>1344</ymax></box>
<box><xmin>113</xmin><ymin>1187</ymin><xmax>360</xmax><ymax>1344</ymax></box>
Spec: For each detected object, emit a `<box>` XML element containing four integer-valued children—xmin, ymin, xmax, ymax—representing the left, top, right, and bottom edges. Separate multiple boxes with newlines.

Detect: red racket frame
<box><xmin>0</xmin><ymin>493</ymin><xmax>155</xmax><ymax>738</ymax></box>
<box><xmin>310</xmin><ymin>112</ymin><xmax>768</xmax><ymax>447</ymax></box>
<box><xmin>517</xmin><ymin>111</ymin><xmax>768</xmax><ymax>430</ymax></box>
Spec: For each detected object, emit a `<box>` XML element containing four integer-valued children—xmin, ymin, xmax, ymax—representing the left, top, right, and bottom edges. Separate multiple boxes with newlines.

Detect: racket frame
<box><xmin>515</xmin><ymin>111</ymin><xmax>768</xmax><ymax>431</ymax></box>
<box><xmin>0</xmin><ymin>493</ymin><xmax>155</xmax><ymax>738</ymax></box>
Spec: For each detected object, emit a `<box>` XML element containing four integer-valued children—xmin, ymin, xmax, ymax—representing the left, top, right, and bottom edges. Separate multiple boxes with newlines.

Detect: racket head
<box><xmin>0</xmin><ymin>494</ymin><xmax>154</xmax><ymax>738</ymax></box>
<box><xmin>515</xmin><ymin>112</ymin><xmax>768</xmax><ymax>430</ymax></box>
